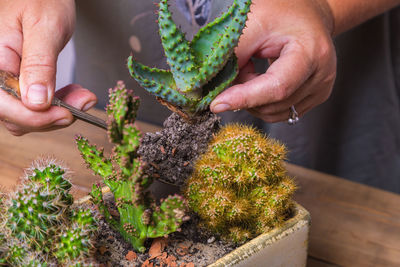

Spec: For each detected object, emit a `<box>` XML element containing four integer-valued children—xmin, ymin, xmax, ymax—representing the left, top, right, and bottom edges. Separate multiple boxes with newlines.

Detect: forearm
<box><xmin>326</xmin><ymin>0</ymin><xmax>400</xmax><ymax>36</ymax></box>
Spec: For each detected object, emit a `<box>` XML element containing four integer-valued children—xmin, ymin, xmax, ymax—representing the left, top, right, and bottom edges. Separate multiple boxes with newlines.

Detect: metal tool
<box><xmin>0</xmin><ymin>70</ymin><xmax>107</xmax><ymax>130</ymax></box>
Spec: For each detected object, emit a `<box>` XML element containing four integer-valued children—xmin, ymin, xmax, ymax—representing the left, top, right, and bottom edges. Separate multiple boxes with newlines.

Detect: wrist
<box><xmin>312</xmin><ymin>0</ymin><xmax>336</xmax><ymax>36</ymax></box>
<box><xmin>323</xmin><ymin>0</ymin><xmax>400</xmax><ymax>36</ymax></box>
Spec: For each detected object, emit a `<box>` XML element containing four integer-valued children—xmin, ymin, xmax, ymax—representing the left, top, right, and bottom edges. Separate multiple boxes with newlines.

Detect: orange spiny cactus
<box><xmin>185</xmin><ymin>124</ymin><xmax>296</xmax><ymax>243</ymax></box>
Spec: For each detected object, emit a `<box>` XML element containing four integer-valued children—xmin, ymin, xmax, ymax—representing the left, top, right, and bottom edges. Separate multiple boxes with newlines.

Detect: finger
<box><xmin>19</xmin><ymin>6</ymin><xmax>73</xmax><ymax>111</ymax></box>
<box><xmin>245</xmin><ymin>60</ymin><xmax>335</xmax><ymax>116</ymax></box>
<box><xmin>2</xmin><ymin>119</ymin><xmax>69</xmax><ymax>136</ymax></box>
<box><xmin>0</xmin><ymin>84</ymin><xmax>97</xmax><ymax>135</ymax></box>
<box><xmin>0</xmin><ymin>89</ymin><xmax>73</xmax><ymax>130</ymax></box>
<box><xmin>249</xmin><ymin>94</ymin><xmax>316</xmax><ymax>123</ymax></box>
<box><xmin>248</xmin><ymin>107</ymin><xmax>291</xmax><ymax>123</ymax></box>
<box><xmin>211</xmin><ymin>42</ymin><xmax>315</xmax><ymax>113</ymax></box>
<box><xmin>234</xmin><ymin>60</ymin><xmax>258</xmax><ymax>85</ymax></box>
<box><xmin>55</xmin><ymin>84</ymin><xmax>98</xmax><ymax>111</ymax></box>
<box><xmin>295</xmin><ymin>94</ymin><xmax>320</xmax><ymax>117</ymax></box>
<box><xmin>234</xmin><ymin>61</ymin><xmax>313</xmax><ymax>115</ymax></box>
<box><xmin>249</xmin><ymin>77</ymin><xmax>315</xmax><ymax>115</ymax></box>
<box><xmin>2</xmin><ymin>121</ymin><xmax>27</xmax><ymax>136</ymax></box>
<box><xmin>0</xmin><ymin>27</ymin><xmax>22</xmax><ymax>75</ymax></box>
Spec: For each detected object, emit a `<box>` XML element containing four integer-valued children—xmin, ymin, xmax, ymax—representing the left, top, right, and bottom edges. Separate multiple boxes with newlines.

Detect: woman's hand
<box><xmin>211</xmin><ymin>0</ymin><xmax>337</xmax><ymax>123</ymax></box>
<box><xmin>0</xmin><ymin>0</ymin><xmax>97</xmax><ymax>135</ymax></box>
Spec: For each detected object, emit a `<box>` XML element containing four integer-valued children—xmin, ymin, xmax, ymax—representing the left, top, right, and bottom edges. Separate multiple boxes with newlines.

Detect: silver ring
<box><xmin>288</xmin><ymin>105</ymin><xmax>299</xmax><ymax>125</ymax></box>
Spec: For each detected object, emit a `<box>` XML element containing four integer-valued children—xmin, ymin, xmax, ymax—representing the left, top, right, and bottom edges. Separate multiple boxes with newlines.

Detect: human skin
<box><xmin>210</xmin><ymin>0</ymin><xmax>400</xmax><ymax>122</ymax></box>
<box><xmin>0</xmin><ymin>0</ymin><xmax>399</xmax><ymax>135</ymax></box>
<box><xmin>0</xmin><ymin>0</ymin><xmax>97</xmax><ymax>136</ymax></box>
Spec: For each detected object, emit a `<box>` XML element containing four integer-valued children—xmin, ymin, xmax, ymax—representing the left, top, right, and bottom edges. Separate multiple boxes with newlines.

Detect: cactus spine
<box><xmin>185</xmin><ymin>125</ymin><xmax>296</xmax><ymax>243</ymax></box>
<box><xmin>76</xmin><ymin>82</ymin><xmax>187</xmax><ymax>253</ymax></box>
<box><xmin>0</xmin><ymin>159</ymin><xmax>96</xmax><ymax>266</ymax></box>
<box><xmin>128</xmin><ymin>0</ymin><xmax>252</xmax><ymax>116</ymax></box>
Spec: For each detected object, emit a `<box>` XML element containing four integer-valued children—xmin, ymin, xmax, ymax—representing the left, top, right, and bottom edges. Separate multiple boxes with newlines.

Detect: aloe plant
<box><xmin>128</xmin><ymin>0</ymin><xmax>252</xmax><ymax>116</ymax></box>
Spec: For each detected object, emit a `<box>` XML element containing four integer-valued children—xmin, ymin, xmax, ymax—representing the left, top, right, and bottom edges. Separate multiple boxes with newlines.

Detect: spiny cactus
<box><xmin>128</xmin><ymin>0</ymin><xmax>252</xmax><ymax>116</ymax></box>
<box><xmin>0</xmin><ymin>191</ymin><xmax>7</xmax><ymax>264</ymax></box>
<box><xmin>185</xmin><ymin>124</ymin><xmax>296</xmax><ymax>243</ymax></box>
<box><xmin>0</xmin><ymin>159</ymin><xmax>97</xmax><ymax>266</ymax></box>
<box><xmin>76</xmin><ymin>81</ymin><xmax>187</xmax><ymax>253</ymax></box>
<box><xmin>0</xmin><ymin>240</ymin><xmax>43</xmax><ymax>267</ymax></box>
<box><xmin>6</xmin><ymin>163</ymin><xmax>73</xmax><ymax>251</ymax></box>
<box><xmin>54</xmin><ymin>209</ymin><xmax>96</xmax><ymax>262</ymax></box>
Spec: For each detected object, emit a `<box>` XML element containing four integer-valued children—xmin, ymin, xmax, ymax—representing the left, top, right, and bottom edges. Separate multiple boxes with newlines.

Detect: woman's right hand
<box><xmin>0</xmin><ymin>0</ymin><xmax>97</xmax><ymax>136</ymax></box>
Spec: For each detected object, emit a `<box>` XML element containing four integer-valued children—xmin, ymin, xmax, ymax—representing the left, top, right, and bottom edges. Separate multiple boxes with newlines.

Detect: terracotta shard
<box><xmin>176</xmin><ymin>242</ymin><xmax>190</xmax><ymax>256</ymax></box>
<box><xmin>160</xmin><ymin>145</ymin><xmax>166</xmax><ymax>154</ymax></box>
<box><xmin>126</xmin><ymin>250</ymin><xmax>138</xmax><ymax>261</ymax></box>
<box><xmin>149</xmin><ymin>237</ymin><xmax>168</xmax><ymax>259</ymax></box>
<box><xmin>141</xmin><ymin>259</ymin><xmax>153</xmax><ymax>267</ymax></box>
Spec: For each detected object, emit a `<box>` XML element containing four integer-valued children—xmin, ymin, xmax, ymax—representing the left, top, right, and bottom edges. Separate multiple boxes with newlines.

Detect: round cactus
<box><xmin>1</xmin><ymin>159</ymin><xmax>97</xmax><ymax>265</ymax></box>
<box><xmin>6</xmin><ymin>163</ymin><xmax>73</xmax><ymax>251</ymax></box>
<box><xmin>0</xmin><ymin>191</ymin><xmax>6</xmax><ymax>248</ymax></box>
<box><xmin>0</xmin><ymin>238</ymin><xmax>45</xmax><ymax>267</ymax></box>
<box><xmin>185</xmin><ymin>124</ymin><xmax>296</xmax><ymax>243</ymax></box>
<box><xmin>54</xmin><ymin>209</ymin><xmax>96</xmax><ymax>262</ymax></box>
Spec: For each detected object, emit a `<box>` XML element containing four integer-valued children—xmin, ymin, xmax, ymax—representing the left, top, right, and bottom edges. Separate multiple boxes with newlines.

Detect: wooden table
<box><xmin>0</xmin><ymin>109</ymin><xmax>399</xmax><ymax>267</ymax></box>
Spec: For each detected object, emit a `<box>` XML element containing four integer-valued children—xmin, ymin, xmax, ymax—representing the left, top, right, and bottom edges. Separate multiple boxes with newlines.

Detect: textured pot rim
<box><xmin>209</xmin><ymin>202</ymin><xmax>311</xmax><ymax>267</ymax></box>
<box><xmin>75</xmin><ymin>187</ymin><xmax>310</xmax><ymax>266</ymax></box>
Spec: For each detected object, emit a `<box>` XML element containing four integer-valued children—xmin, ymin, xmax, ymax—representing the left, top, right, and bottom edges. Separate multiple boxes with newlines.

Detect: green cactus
<box><xmin>185</xmin><ymin>124</ymin><xmax>296</xmax><ymax>243</ymax></box>
<box><xmin>76</xmin><ymin>81</ymin><xmax>187</xmax><ymax>253</ymax></box>
<box><xmin>54</xmin><ymin>209</ymin><xmax>96</xmax><ymax>262</ymax></box>
<box><xmin>0</xmin><ymin>241</ymin><xmax>44</xmax><ymax>267</ymax></box>
<box><xmin>0</xmin><ymin>192</ymin><xmax>7</xmax><ymax>265</ymax></box>
<box><xmin>6</xmin><ymin>163</ymin><xmax>73</xmax><ymax>251</ymax></box>
<box><xmin>0</xmin><ymin>159</ymin><xmax>97</xmax><ymax>266</ymax></box>
<box><xmin>0</xmin><ymin>191</ymin><xmax>5</xmax><ymax>243</ymax></box>
<box><xmin>128</xmin><ymin>0</ymin><xmax>252</xmax><ymax>116</ymax></box>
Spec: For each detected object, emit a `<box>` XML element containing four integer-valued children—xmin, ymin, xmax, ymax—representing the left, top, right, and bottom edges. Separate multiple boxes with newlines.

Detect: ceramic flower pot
<box><xmin>210</xmin><ymin>202</ymin><xmax>310</xmax><ymax>267</ymax></box>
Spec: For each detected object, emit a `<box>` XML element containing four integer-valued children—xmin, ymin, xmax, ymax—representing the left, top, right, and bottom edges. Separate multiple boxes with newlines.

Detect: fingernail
<box><xmin>212</xmin><ymin>103</ymin><xmax>231</xmax><ymax>113</ymax></box>
<box><xmin>27</xmin><ymin>84</ymin><xmax>48</xmax><ymax>104</ymax></box>
<box><xmin>82</xmin><ymin>101</ymin><xmax>96</xmax><ymax>112</ymax></box>
<box><xmin>54</xmin><ymin>118</ymin><xmax>71</xmax><ymax>126</ymax></box>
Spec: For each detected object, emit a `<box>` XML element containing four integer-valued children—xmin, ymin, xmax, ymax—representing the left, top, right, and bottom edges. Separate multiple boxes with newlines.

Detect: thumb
<box><xmin>19</xmin><ymin>17</ymin><xmax>68</xmax><ymax>111</ymax></box>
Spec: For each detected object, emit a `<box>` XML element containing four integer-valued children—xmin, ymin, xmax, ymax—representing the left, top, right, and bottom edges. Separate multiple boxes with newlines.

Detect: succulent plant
<box><xmin>0</xmin><ymin>191</ymin><xmax>7</xmax><ymax>264</ymax></box>
<box><xmin>76</xmin><ymin>81</ymin><xmax>187</xmax><ymax>253</ymax></box>
<box><xmin>6</xmin><ymin>163</ymin><xmax>73</xmax><ymax>251</ymax></box>
<box><xmin>0</xmin><ymin>159</ymin><xmax>97</xmax><ymax>266</ymax></box>
<box><xmin>185</xmin><ymin>124</ymin><xmax>296</xmax><ymax>243</ymax></box>
<box><xmin>54</xmin><ymin>209</ymin><xmax>96</xmax><ymax>262</ymax></box>
<box><xmin>128</xmin><ymin>0</ymin><xmax>252</xmax><ymax>117</ymax></box>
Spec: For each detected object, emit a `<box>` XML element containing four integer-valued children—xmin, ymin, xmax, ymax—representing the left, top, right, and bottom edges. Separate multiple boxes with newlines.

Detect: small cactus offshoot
<box><xmin>185</xmin><ymin>124</ymin><xmax>296</xmax><ymax>243</ymax></box>
<box><xmin>76</xmin><ymin>82</ymin><xmax>187</xmax><ymax>253</ymax></box>
<box><xmin>128</xmin><ymin>0</ymin><xmax>252</xmax><ymax>116</ymax></box>
<box><xmin>0</xmin><ymin>159</ymin><xmax>97</xmax><ymax>266</ymax></box>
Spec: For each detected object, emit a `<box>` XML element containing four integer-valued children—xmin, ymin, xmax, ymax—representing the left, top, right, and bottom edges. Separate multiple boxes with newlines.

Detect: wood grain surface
<box><xmin>0</xmin><ymin>108</ymin><xmax>399</xmax><ymax>267</ymax></box>
<box><xmin>289</xmin><ymin>164</ymin><xmax>400</xmax><ymax>267</ymax></box>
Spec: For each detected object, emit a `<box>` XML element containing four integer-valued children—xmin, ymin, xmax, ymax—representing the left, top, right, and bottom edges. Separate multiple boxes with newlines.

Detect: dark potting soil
<box><xmin>88</xmin><ymin>194</ymin><xmax>237</xmax><ymax>267</ymax></box>
<box><xmin>138</xmin><ymin>111</ymin><xmax>221</xmax><ymax>187</ymax></box>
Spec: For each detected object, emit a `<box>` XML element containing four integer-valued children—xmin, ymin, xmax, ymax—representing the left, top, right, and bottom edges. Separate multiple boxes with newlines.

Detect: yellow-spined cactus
<box><xmin>185</xmin><ymin>124</ymin><xmax>296</xmax><ymax>243</ymax></box>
